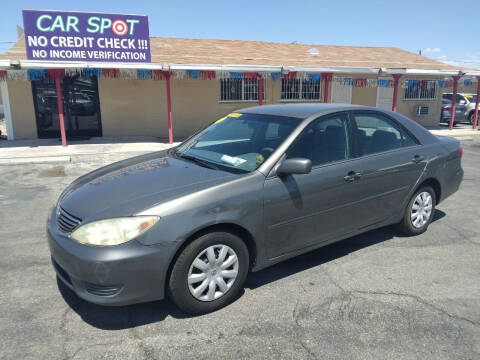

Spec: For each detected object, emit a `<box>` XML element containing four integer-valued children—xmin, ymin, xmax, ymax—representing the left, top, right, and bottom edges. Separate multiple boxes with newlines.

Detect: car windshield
<box><xmin>173</xmin><ymin>112</ymin><xmax>301</xmax><ymax>173</ymax></box>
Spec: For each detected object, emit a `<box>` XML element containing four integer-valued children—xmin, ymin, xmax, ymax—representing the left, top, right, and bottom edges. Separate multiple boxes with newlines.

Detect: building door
<box><xmin>331</xmin><ymin>81</ymin><xmax>352</xmax><ymax>104</ymax></box>
<box><xmin>32</xmin><ymin>76</ymin><xmax>102</xmax><ymax>138</ymax></box>
<box><xmin>376</xmin><ymin>77</ymin><xmax>394</xmax><ymax>109</ymax></box>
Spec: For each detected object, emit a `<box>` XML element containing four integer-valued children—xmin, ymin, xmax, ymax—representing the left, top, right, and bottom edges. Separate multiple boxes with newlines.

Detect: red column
<box><xmin>449</xmin><ymin>76</ymin><xmax>461</xmax><ymax>130</ymax></box>
<box><xmin>257</xmin><ymin>73</ymin><xmax>263</xmax><ymax>106</ymax></box>
<box><xmin>391</xmin><ymin>74</ymin><xmax>402</xmax><ymax>112</ymax></box>
<box><xmin>473</xmin><ymin>76</ymin><xmax>480</xmax><ymax>129</ymax></box>
<box><xmin>165</xmin><ymin>72</ymin><xmax>173</xmax><ymax>144</ymax></box>
<box><xmin>54</xmin><ymin>77</ymin><xmax>67</xmax><ymax>147</ymax></box>
<box><xmin>322</xmin><ymin>73</ymin><xmax>332</xmax><ymax>103</ymax></box>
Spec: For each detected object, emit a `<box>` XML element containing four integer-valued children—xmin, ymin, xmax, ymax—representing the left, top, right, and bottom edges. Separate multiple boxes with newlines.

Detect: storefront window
<box><xmin>32</xmin><ymin>76</ymin><xmax>102</xmax><ymax>138</ymax></box>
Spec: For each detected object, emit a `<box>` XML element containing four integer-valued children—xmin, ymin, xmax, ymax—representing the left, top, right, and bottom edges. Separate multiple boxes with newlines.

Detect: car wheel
<box><xmin>468</xmin><ymin>111</ymin><xmax>475</xmax><ymax>125</ymax></box>
<box><xmin>395</xmin><ymin>186</ymin><xmax>436</xmax><ymax>236</ymax></box>
<box><xmin>168</xmin><ymin>231</ymin><xmax>249</xmax><ymax>314</ymax></box>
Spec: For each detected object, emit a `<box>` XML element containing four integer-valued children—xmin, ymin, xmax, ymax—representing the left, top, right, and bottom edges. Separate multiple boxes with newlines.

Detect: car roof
<box><xmin>238</xmin><ymin>103</ymin><xmax>439</xmax><ymax>146</ymax></box>
<box><xmin>443</xmin><ymin>93</ymin><xmax>475</xmax><ymax>96</ymax></box>
<box><xmin>238</xmin><ymin>103</ymin><xmax>376</xmax><ymax>119</ymax></box>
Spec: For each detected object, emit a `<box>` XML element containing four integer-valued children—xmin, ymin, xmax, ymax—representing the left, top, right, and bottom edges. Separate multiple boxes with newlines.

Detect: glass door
<box><xmin>32</xmin><ymin>76</ymin><xmax>102</xmax><ymax>139</ymax></box>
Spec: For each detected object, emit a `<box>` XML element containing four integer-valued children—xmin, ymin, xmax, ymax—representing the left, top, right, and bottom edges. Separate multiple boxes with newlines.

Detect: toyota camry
<box><xmin>48</xmin><ymin>104</ymin><xmax>463</xmax><ymax>314</ymax></box>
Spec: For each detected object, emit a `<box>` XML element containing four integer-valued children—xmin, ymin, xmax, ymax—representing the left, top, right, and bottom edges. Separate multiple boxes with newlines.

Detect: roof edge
<box><xmin>4</xmin><ymin>60</ymin><xmax>476</xmax><ymax>76</ymax></box>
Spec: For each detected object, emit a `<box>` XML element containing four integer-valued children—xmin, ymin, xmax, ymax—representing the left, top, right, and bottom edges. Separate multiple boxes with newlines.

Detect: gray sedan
<box><xmin>48</xmin><ymin>104</ymin><xmax>463</xmax><ymax>314</ymax></box>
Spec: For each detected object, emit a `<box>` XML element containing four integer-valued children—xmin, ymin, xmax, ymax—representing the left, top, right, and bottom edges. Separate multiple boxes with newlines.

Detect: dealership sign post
<box><xmin>22</xmin><ymin>10</ymin><xmax>151</xmax><ymax>63</ymax></box>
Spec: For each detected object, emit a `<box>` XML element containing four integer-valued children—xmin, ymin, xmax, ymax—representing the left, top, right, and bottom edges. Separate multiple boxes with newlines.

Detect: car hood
<box><xmin>60</xmin><ymin>151</ymin><xmax>237</xmax><ymax>221</ymax></box>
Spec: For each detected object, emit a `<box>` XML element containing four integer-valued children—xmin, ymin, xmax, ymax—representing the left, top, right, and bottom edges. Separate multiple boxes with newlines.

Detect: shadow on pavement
<box><xmin>246</xmin><ymin>209</ymin><xmax>445</xmax><ymax>290</ymax></box>
<box><xmin>58</xmin><ymin>278</ymin><xmax>189</xmax><ymax>330</ymax></box>
<box><xmin>58</xmin><ymin>209</ymin><xmax>446</xmax><ymax>330</ymax></box>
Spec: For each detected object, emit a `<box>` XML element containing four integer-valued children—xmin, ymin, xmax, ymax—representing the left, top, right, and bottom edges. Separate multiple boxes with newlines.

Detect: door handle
<box><xmin>412</xmin><ymin>155</ymin><xmax>425</xmax><ymax>163</ymax></box>
<box><xmin>344</xmin><ymin>171</ymin><xmax>362</xmax><ymax>182</ymax></box>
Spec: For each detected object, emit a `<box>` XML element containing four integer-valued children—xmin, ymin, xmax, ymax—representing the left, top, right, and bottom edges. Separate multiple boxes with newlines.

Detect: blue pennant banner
<box><xmin>82</xmin><ymin>68</ymin><xmax>102</xmax><ymax>79</ymax></box>
<box><xmin>27</xmin><ymin>69</ymin><xmax>46</xmax><ymax>81</ymax></box>
<box><xmin>137</xmin><ymin>69</ymin><xmax>153</xmax><ymax>79</ymax></box>
<box><xmin>187</xmin><ymin>70</ymin><xmax>200</xmax><ymax>79</ymax></box>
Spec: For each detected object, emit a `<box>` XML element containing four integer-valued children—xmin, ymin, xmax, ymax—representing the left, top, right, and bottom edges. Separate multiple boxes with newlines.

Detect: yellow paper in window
<box><xmin>214</xmin><ymin>112</ymin><xmax>243</xmax><ymax>124</ymax></box>
<box><xmin>215</xmin><ymin>116</ymin><xmax>227</xmax><ymax>124</ymax></box>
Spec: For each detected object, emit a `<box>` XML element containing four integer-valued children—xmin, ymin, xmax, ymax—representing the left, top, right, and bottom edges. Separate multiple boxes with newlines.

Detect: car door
<box><xmin>263</xmin><ymin>112</ymin><xmax>366</xmax><ymax>259</ymax></box>
<box><xmin>349</xmin><ymin>111</ymin><xmax>427</xmax><ymax>228</ymax></box>
<box><xmin>455</xmin><ymin>94</ymin><xmax>468</xmax><ymax>120</ymax></box>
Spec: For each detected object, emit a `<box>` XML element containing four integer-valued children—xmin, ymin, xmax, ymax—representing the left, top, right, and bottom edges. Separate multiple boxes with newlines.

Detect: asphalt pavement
<box><xmin>0</xmin><ymin>139</ymin><xmax>479</xmax><ymax>360</ymax></box>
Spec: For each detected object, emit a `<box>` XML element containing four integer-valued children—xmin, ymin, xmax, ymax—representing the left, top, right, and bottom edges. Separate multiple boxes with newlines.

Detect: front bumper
<box><xmin>47</xmin><ymin>208</ymin><xmax>175</xmax><ymax>306</ymax></box>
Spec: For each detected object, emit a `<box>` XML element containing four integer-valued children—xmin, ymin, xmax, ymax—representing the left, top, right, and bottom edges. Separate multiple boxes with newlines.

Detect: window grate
<box><xmin>220</xmin><ymin>79</ymin><xmax>265</xmax><ymax>102</ymax></box>
<box><xmin>282</xmin><ymin>79</ymin><xmax>300</xmax><ymax>100</ymax></box>
<box><xmin>281</xmin><ymin>79</ymin><xmax>322</xmax><ymax>101</ymax></box>
<box><xmin>404</xmin><ymin>80</ymin><xmax>437</xmax><ymax>100</ymax></box>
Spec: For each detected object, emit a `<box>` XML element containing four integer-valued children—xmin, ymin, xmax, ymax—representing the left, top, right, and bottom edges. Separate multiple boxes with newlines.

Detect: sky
<box><xmin>0</xmin><ymin>0</ymin><xmax>478</xmax><ymax>68</ymax></box>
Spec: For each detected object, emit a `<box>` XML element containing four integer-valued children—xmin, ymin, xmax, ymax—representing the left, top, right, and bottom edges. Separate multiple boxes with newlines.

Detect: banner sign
<box><xmin>22</xmin><ymin>10</ymin><xmax>151</xmax><ymax>63</ymax></box>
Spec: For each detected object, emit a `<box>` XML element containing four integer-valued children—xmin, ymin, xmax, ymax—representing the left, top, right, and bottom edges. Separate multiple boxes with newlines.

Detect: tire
<box><xmin>468</xmin><ymin>111</ymin><xmax>475</xmax><ymax>125</ymax></box>
<box><xmin>168</xmin><ymin>231</ymin><xmax>249</xmax><ymax>315</ymax></box>
<box><xmin>395</xmin><ymin>186</ymin><xmax>436</xmax><ymax>236</ymax></box>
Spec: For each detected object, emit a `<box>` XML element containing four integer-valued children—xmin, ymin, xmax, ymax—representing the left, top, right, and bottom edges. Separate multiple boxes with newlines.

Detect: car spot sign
<box><xmin>22</xmin><ymin>10</ymin><xmax>151</xmax><ymax>63</ymax></box>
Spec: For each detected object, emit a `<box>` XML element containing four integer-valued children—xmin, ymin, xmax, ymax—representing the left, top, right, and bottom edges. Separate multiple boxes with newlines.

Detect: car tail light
<box><xmin>441</xmin><ymin>106</ymin><xmax>448</xmax><ymax>112</ymax></box>
<box><xmin>459</xmin><ymin>147</ymin><xmax>463</xmax><ymax>158</ymax></box>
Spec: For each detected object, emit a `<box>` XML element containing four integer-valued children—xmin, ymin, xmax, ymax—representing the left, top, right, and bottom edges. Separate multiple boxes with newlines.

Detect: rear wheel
<box><xmin>168</xmin><ymin>231</ymin><xmax>249</xmax><ymax>314</ymax></box>
<box><xmin>395</xmin><ymin>186</ymin><xmax>436</xmax><ymax>236</ymax></box>
<box><xmin>468</xmin><ymin>111</ymin><xmax>475</xmax><ymax>125</ymax></box>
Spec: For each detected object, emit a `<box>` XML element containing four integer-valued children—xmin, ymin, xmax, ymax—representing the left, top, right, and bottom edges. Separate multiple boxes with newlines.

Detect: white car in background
<box><xmin>441</xmin><ymin>93</ymin><xmax>478</xmax><ymax>125</ymax></box>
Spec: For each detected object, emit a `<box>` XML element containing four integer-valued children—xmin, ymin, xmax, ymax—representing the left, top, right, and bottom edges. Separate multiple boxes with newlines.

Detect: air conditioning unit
<box><xmin>416</xmin><ymin>105</ymin><xmax>429</xmax><ymax>116</ymax></box>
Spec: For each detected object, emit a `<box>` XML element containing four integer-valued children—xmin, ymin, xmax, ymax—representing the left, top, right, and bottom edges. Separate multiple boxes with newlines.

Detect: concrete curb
<box><xmin>0</xmin><ymin>155</ymin><xmax>71</xmax><ymax>165</ymax></box>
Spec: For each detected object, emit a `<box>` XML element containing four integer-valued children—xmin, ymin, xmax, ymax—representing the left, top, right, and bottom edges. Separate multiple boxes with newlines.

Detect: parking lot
<box><xmin>0</xmin><ymin>138</ymin><xmax>479</xmax><ymax>360</ymax></box>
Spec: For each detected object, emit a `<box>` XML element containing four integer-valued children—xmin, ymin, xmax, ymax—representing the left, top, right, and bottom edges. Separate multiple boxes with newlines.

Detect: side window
<box><xmin>353</xmin><ymin>112</ymin><xmax>417</xmax><ymax>156</ymax></box>
<box><xmin>443</xmin><ymin>94</ymin><xmax>452</xmax><ymax>101</ymax></box>
<box><xmin>287</xmin><ymin>114</ymin><xmax>350</xmax><ymax>166</ymax></box>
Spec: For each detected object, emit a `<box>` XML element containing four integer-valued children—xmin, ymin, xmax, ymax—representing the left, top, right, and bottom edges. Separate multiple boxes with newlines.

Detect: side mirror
<box><xmin>458</xmin><ymin>100</ymin><xmax>467</xmax><ymax>105</ymax></box>
<box><xmin>277</xmin><ymin>158</ymin><xmax>312</xmax><ymax>177</ymax></box>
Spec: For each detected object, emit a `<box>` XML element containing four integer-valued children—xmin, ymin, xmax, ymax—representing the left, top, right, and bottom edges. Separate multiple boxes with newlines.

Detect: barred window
<box><xmin>404</xmin><ymin>80</ymin><xmax>437</xmax><ymax>100</ymax></box>
<box><xmin>281</xmin><ymin>79</ymin><xmax>322</xmax><ymax>101</ymax></box>
<box><xmin>220</xmin><ymin>79</ymin><xmax>265</xmax><ymax>101</ymax></box>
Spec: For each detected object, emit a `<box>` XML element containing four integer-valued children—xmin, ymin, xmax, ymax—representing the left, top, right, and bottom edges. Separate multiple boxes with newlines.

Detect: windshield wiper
<box><xmin>174</xmin><ymin>151</ymin><xmax>219</xmax><ymax>170</ymax></box>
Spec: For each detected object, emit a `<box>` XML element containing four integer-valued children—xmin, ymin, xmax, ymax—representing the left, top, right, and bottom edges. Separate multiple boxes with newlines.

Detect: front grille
<box><xmin>56</xmin><ymin>207</ymin><xmax>82</xmax><ymax>233</ymax></box>
<box><xmin>85</xmin><ymin>282</ymin><xmax>122</xmax><ymax>297</ymax></box>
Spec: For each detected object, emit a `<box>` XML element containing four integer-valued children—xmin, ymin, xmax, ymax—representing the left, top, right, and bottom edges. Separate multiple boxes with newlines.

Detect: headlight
<box><xmin>71</xmin><ymin>216</ymin><xmax>159</xmax><ymax>246</ymax></box>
